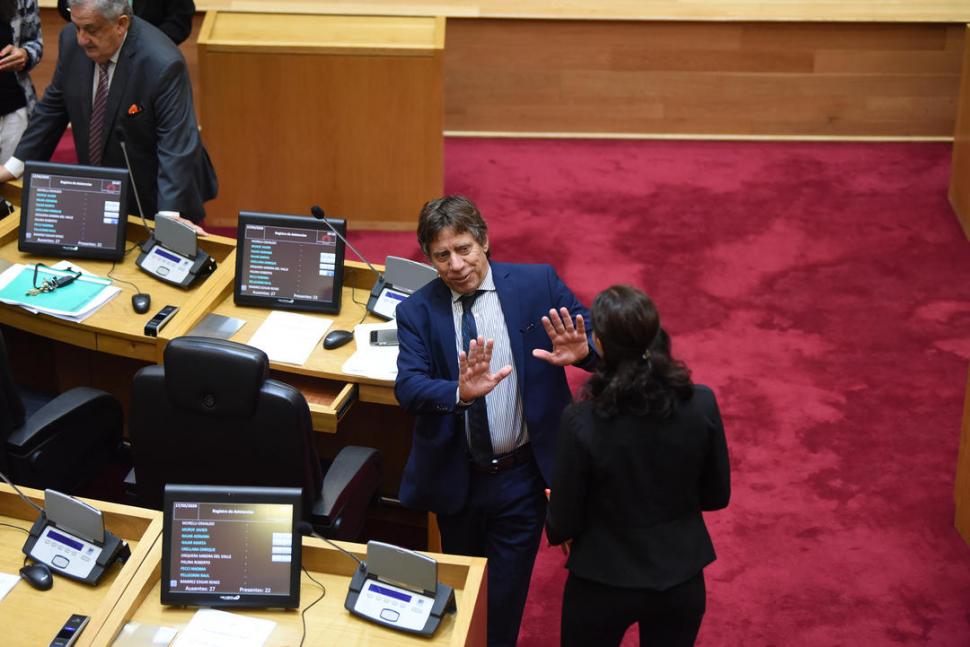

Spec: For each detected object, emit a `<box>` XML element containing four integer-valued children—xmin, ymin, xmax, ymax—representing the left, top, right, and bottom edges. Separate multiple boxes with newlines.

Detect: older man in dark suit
<box><xmin>0</xmin><ymin>0</ymin><xmax>216</xmax><ymax>224</ymax></box>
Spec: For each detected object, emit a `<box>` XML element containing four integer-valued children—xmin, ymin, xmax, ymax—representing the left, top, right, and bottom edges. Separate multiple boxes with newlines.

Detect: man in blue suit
<box><xmin>395</xmin><ymin>195</ymin><xmax>596</xmax><ymax>647</ymax></box>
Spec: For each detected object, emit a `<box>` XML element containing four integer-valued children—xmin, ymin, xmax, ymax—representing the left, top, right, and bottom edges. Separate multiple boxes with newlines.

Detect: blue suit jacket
<box><xmin>394</xmin><ymin>262</ymin><xmax>593</xmax><ymax>514</ymax></box>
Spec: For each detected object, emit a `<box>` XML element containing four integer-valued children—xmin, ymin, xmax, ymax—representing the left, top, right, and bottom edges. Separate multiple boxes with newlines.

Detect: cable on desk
<box><xmin>107</xmin><ymin>241</ymin><xmax>145</xmax><ymax>294</ymax></box>
<box><xmin>0</xmin><ymin>521</ymin><xmax>29</xmax><ymax>535</ymax></box>
<box><xmin>347</xmin><ymin>283</ymin><xmax>372</xmax><ymax>327</ymax></box>
<box><xmin>0</xmin><ymin>522</ymin><xmax>31</xmax><ymax>567</ymax></box>
<box><xmin>299</xmin><ymin>566</ymin><xmax>327</xmax><ymax>647</ymax></box>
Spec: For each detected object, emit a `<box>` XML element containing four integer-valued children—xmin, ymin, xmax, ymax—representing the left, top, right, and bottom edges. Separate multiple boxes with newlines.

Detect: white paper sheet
<box><xmin>246</xmin><ymin>310</ymin><xmax>332</xmax><ymax>365</ymax></box>
<box><xmin>341</xmin><ymin>321</ymin><xmax>399</xmax><ymax>381</ymax></box>
<box><xmin>113</xmin><ymin>621</ymin><xmax>179</xmax><ymax>646</ymax></box>
<box><xmin>171</xmin><ymin>609</ymin><xmax>275</xmax><ymax>647</ymax></box>
<box><xmin>0</xmin><ymin>572</ymin><xmax>20</xmax><ymax>601</ymax></box>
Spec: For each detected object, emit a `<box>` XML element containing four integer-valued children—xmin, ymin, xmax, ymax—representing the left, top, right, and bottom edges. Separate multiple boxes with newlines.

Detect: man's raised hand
<box><xmin>458</xmin><ymin>336</ymin><xmax>512</xmax><ymax>402</ymax></box>
<box><xmin>531</xmin><ymin>307</ymin><xmax>589</xmax><ymax>366</ymax></box>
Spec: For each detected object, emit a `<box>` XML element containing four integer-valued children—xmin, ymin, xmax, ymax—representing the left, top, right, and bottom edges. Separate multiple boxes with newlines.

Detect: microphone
<box><xmin>114</xmin><ymin>125</ymin><xmax>151</xmax><ymax>237</ymax></box>
<box><xmin>0</xmin><ymin>469</ymin><xmax>43</xmax><ymax>515</ymax></box>
<box><xmin>296</xmin><ymin>521</ymin><xmax>363</xmax><ymax>568</ymax></box>
<box><xmin>310</xmin><ymin>205</ymin><xmax>383</xmax><ymax>282</ymax></box>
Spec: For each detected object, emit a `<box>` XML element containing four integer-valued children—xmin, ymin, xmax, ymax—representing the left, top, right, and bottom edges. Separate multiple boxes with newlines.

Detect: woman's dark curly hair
<box><xmin>582</xmin><ymin>285</ymin><xmax>693</xmax><ymax>418</ymax></box>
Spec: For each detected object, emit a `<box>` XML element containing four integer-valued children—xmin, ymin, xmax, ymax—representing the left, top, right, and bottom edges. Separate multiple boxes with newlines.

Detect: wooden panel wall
<box><xmin>198</xmin><ymin>48</ymin><xmax>443</xmax><ymax>229</ymax></box>
<box><xmin>444</xmin><ymin>19</ymin><xmax>966</xmax><ymax>137</ymax></box>
<box><xmin>951</xmin><ymin>26</ymin><xmax>970</xmax><ymax>235</ymax></box>
<box><xmin>27</xmin><ymin>11</ymin><xmax>970</xmax><ymax>141</ymax></box>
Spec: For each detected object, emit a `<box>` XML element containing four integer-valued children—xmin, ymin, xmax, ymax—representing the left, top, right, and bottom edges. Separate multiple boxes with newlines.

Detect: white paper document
<box><xmin>113</xmin><ymin>621</ymin><xmax>179</xmax><ymax>646</ymax></box>
<box><xmin>341</xmin><ymin>321</ymin><xmax>399</xmax><ymax>381</ymax></box>
<box><xmin>246</xmin><ymin>310</ymin><xmax>332</xmax><ymax>365</ymax></box>
<box><xmin>171</xmin><ymin>609</ymin><xmax>275</xmax><ymax>647</ymax></box>
<box><xmin>0</xmin><ymin>572</ymin><xmax>20</xmax><ymax>601</ymax></box>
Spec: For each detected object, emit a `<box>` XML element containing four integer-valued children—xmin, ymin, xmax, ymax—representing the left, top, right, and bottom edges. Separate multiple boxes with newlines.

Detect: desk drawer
<box><xmin>271</xmin><ymin>372</ymin><xmax>357</xmax><ymax>434</ymax></box>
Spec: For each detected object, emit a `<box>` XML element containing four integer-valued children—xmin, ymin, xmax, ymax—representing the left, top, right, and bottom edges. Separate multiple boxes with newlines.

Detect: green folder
<box><xmin>0</xmin><ymin>265</ymin><xmax>113</xmax><ymax>315</ymax></box>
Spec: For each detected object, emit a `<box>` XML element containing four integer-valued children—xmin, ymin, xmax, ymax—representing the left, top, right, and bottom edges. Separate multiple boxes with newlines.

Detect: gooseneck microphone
<box><xmin>296</xmin><ymin>521</ymin><xmax>364</xmax><ymax>568</ymax></box>
<box><xmin>0</xmin><ymin>468</ymin><xmax>43</xmax><ymax>514</ymax></box>
<box><xmin>310</xmin><ymin>205</ymin><xmax>383</xmax><ymax>283</ymax></box>
<box><xmin>114</xmin><ymin>125</ymin><xmax>152</xmax><ymax>237</ymax></box>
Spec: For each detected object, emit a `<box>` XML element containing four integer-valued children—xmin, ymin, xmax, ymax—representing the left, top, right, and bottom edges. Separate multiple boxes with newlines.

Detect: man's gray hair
<box><xmin>68</xmin><ymin>0</ymin><xmax>133</xmax><ymax>20</ymax></box>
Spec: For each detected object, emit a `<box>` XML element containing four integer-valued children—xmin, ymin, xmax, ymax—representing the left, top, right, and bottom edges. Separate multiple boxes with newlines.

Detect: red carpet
<box><xmin>349</xmin><ymin>139</ymin><xmax>970</xmax><ymax>645</ymax></box>
<box><xmin>55</xmin><ymin>132</ymin><xmax>970</xmax><ymax>643</ymax></box>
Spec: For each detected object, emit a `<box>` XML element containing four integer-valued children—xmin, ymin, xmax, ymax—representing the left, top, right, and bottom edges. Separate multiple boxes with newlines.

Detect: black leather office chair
<box><xmin>128</xmin><ymin>336</ymin><xmax>382</xmax><ymax>540</ymax></box>
<box><xmin>0</xmin><ymin>329</ymin><xmax>123</xmax><ymax>491</ymax></box>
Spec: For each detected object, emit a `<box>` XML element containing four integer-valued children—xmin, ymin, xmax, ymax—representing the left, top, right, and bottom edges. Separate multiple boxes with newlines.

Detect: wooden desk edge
<box><xmin>83</xmin><ymin>538</ymin><xmax>164</xmax><ymax>647</ymax></box>
<box><xmin>198</xmin><ymin>11</ymin><xmax>444</xmax><ymax>56</ymax></box>
<box><xmin>80</xmin><ymin>521</ymin><xmax>164</xmax><ymax>647</ymax></box>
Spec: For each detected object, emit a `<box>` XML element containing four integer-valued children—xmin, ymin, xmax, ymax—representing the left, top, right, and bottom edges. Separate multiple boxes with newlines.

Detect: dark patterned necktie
<box><xmin>88</xmin><ymin>62</ymin><xmax>110</xmax><ymax>166</ymax></box>
<box><xmin>459</xmin><ymin>291</ymin><xmax>493</xmax><ymax>462</ymax></box>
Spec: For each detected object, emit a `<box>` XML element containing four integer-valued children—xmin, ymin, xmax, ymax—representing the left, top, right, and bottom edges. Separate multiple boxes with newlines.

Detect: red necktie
<box><xmin>88</xmin><ymin>62</ymin><xmax>110</xmax><ymax>166</ymax></box>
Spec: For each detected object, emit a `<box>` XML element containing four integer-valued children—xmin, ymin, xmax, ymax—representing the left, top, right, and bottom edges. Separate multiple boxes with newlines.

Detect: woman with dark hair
<box><xmin>0</xmin><ymin>0</ymin><xmax>40</xmax><ymax>166</ymax></box>
<box><xmin>546</xmin><ymin>285</ymin><xmax>730</xmax><ymax>647</ymax></box>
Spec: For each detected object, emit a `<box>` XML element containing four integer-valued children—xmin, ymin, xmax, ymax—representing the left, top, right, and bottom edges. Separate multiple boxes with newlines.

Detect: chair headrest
<box><xmin>164</xmin><ymin>336</ymin><xmax>269</xmax><ymax>417</ymax></box>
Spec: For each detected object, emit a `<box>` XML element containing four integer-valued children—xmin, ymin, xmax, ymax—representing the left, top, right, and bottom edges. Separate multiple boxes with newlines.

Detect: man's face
<box><xmin>72</xmin><ymin>4</ymin><xmax>129</xmax><ymax>64</ymax></box>
<box><xmin>427</xmin><ymin>227</ymin><xmax>489</xmax><ymax>295</ymax></box>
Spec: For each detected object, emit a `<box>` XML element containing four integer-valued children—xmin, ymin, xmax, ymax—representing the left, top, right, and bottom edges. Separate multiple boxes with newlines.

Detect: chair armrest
<box><xmin>312</xmin><ymin>446</ymin><xmax>381</xmax><ymax>538</ymax></box>
<box><xmin>6</xmin><ymin>387</ymin><xmax>122</xmax><ymax>452</ymax></box>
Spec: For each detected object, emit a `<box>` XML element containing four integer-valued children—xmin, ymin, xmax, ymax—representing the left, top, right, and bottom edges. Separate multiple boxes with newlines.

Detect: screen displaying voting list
<box><xmin>23</xmin><ymin>172</ymin><xmax>123</xmax><ymax>251</ymax></box>
<box><xmin>239</xmin><ymin>223</ymin><xmax>339</xmax><ymax>303</ymax></box>
<box><xmin>168</xmin><ymin>502</ymin><xmax>294</xmax><ymax>597</ymax></box>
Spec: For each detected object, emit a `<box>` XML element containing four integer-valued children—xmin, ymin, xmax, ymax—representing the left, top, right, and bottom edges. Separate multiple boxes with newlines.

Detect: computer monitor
<box><xmin>161</xmin><ymin>485</ymin><xmax>302</xmax><ymax>609</ymax></box>
<box><xmin>18</xmin><ymin>161</ymin><xmax>129</xmax><ymax>261</ymax></box>
<box><xmin>234</xmin><ymin>211</ymin><xmax>346</xmax><ymax>314</ymax></box>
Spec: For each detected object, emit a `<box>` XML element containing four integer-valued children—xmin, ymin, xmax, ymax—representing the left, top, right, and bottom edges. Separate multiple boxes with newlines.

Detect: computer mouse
<box><xmin>323</xmin><ymin>329</ymin><xmax>354</xmax><ymax>350</ymax></box>
<box><xmin>132</xmin><ymin>293</ymin><xmax>151</xmax><ymax>314</ymax></box>
<box><xmin>19</xmin><ymin>562</ymin><xmax>53</xmax><ymax>591</ymax></box>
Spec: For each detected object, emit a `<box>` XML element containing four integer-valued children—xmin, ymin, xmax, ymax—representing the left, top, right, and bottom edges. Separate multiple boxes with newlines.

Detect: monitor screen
<box><xmin>161</xmin><ymin>485</ymin><xmax>302</xmax><ymax>609</ymax></box>
<box><xmin>234</xmin><ymin>211</ymin><xmax>346</xmax><ymax>314</ymax></box>
<box><xmin>18</xmin><ymin>161</ymin><xmax>129</xmax><ymax>261</ymax></box>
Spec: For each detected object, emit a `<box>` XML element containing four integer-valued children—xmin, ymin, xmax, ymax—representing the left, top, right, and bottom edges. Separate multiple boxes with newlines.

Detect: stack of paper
<box><xmin>0</xmin><ymin>262</ymin><xmax>120</xmax><ymax>322</ymax></box>
<box><xmin>342</xmin><ymin>322</ymin><xmax>399</xmax><ymax>381</ymax></box>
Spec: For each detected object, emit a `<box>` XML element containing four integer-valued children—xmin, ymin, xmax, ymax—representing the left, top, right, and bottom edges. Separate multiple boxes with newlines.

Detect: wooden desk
<box><xmin>957</xmin><ymin>366</ymin><xmax>970</xmax><ymax>545</ymax></box>
<box><xmin>0</xmin><ymin>213</ymin><xmax>236</xmax><ymax>365</ymax></box>
<box><xmin>88</xmin><ymin>535</ymin><xmax>486</xmax><ymax>646</ymax></box>
<box><xmin>950</xmin><ymin>25</ymin><xmax>970</xmax><ymax>237</ymax></box>
<box><xmin>0</xmin><ymin>484</ymin><xmax>162</xmax><ymax>647</ymax></box>
<box><xmin>0</xmin><ymin>207</ymin><xmax>420</xmax><ymax>541</ymax></box>
<box><xmin>196</xmin><ymin>11</ymin><xmax>444</xmax><ymax>231</ymax></box>
<box><xmin>170</xmin><ymin>257</ymin><xmax>401</xmax><ymax>431</ymax></box>
<box><xmin>0</xmin><ymin>206</ymin><xmax>394</xmax><ymax>424</ymax></box>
